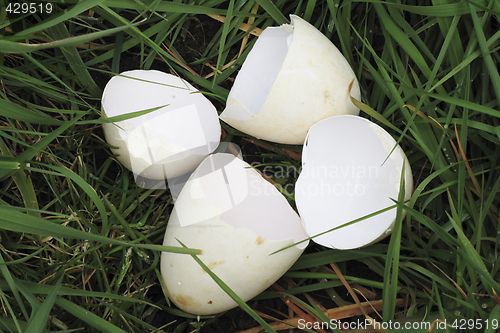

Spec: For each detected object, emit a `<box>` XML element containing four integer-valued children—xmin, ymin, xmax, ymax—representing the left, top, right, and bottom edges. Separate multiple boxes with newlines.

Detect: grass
<box><xmin>0</xmin><ymin>0</ymin><xmax>499</xmax><ymax>332</ymax></box>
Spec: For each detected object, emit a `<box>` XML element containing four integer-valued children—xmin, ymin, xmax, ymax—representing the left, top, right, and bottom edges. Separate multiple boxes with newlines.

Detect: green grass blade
<box><xmin>382</xmin><ymin>162</ymin><xmax>407</xmax><ymax>321</ymax></box>
<box><xmin>446</xmin><ymin>206</ymin><xmax>500</xmax><ymax>295</ymax></box>
<box><xmin>47</xmin><ymin>22</ymin><xmax>101</xmax><ymax>97</ymax></box>
<box><xmin>0</xmin><ymin>114</ymin><xmax>84</xmax><ymax>180</ymax></box>
<box><xmin>0</xmin><ymin>315</ymin><xmax>24</xmax><ymax>333</ymax></box>
<box><xmin>0</xmin><ymin>246</ymin><xmax>48</xmax><ymax>266</ymax></box>
<box><xmin>468</xmin><ymin>2</ymin><xmax>500</xmax><ymax>103</ymax></box>
<box><xmin>386</xmin><ymin>1</ymin><xmax>485</xmax><ymax>16</ymax></box>
<box><xmin>102</xmin><ymin>0</ymin><xmax>235</xmax><ymax>15</ymax></box>
<box><xmin>43</xmin><ymin>164</ymin><xmax>108</xmax><ymax>232</ymax></box>
<box><xmin>78</xmin><ymin>104</ymin><xmax>168</xmax><ymax>124</ymax></box>
<box><xmin>0</xmin><ymin>98</ymin><xmax>62</xmax><ymax>125</ymax></box>
<box><xmin>0</xmin><ymin>22</ymin><xmax>138</xmax><ymax>53</ymax></box>
<box><xmin>215</xmin><ymin>0</ymin><xmax>234</xmax><ymax>83</ymax></box>
<box><xmin>0</xmin><ymin>206</ymin><xmax>201</xmax><ymax>255</ymax></box>
<box><xmin>0</xmin><ymin>252</ymin><xmax>29</xmax><ymax>322</ymax></box>
<box><xmin>0</xmin><ymin>277</ymin><xmax>159</xmax><ymax>307</ymax></box>
<box><xmin>0</xmin><ymin>160</ymin><xmax>20</xmax><ymax>169</ymax></box>
<box><xmin>374</xmin><ymin>3</ymin><xmax>431</xmax><ymax>78</ymax></box>
<box><xmin>17</xmin><ymin>0</ymin><xmax>105</xmax><ymax>36</ymax></box>
<box><xmin>55</xmin><ymin>297</ymin><xmax>128</xmax><ymax>333</ymax></box>
<box><xmin>256</xmin><ymin>0</ymin><xmax>288</xmax><ymax>24</ymax></box>
<box><xmin>485</xmin><ymin>305</ymin><xmax>500</xmax><ymax>333</ymax></box>
<box><xmin>25</xmin><ymin>276</ymin><xmax>63</xmax><ymax>333</ymax></box>
<box><xmin>405</xmin><ymin>85</ymin><xmax>500</xmax><ymax>117</ymax></box>
<box><xmin>271</xmin><ymin>203</ymin><xmax>399</xmax><ymax>255</ymax></box>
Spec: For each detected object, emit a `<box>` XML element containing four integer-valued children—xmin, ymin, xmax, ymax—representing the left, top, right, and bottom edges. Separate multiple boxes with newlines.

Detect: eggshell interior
<box><xmin>295</xmin><ymin>115</ymin><xmax>413</xmax><ymax>250</ymax></box>
<box><xmin>101</xmin><ymin>70</ymin><xmax>220</xmax><ymax>180</ymax></box>
<box><xmin>161</xmin><ymin>153</ymin><xmax>308</xmax><ymax>315</ymax></box>
<box><xmin>220</xmin><ymin>15</ymin><xmax>361</xmax><ymax>145</ymax></box>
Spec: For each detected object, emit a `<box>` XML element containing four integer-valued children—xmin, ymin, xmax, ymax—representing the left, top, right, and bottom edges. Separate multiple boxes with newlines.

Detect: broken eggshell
<box><xmin>220</xmin><ymin>15</ymin><xmax>361</xmax><ymax>145</ymax></box>
<box><xmin>101</xmin><ymin>70</ymin><xmax>221</xmax><ymax>180</ymax></box>
<box><xmin>161</xmin><ymin>153</ymin><xmax>308</xmax><ymax>315</ymax></box>
<box><xmin>295</xmin><ymin>115</ymin><xmax>413</xmax><ymax>250</ymax></box>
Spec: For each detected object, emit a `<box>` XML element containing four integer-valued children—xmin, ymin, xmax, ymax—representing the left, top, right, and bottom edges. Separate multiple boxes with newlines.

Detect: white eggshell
<box><xmin>220</xmin><ymin>15</ymin><xmax>361</xmax><ymax>145</ymax></box>
<box><xmin>295</xmin><ymin>115</ymin><xmax>413</xmax><ymax>250</ymax></box>
<box><xmin>161</xmin><ymin>153</ymin><xmax>308</xmax><ymax>315</ymax></box>
<box><xmin>102</xmin><ymin>70</ymin><xmax>221</xmax><ymax>179</ymax></box>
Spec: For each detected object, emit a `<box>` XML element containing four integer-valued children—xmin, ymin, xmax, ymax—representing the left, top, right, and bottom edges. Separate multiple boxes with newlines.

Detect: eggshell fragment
<box><xmin>295</xmin><ymin>115</ymin><xmax>413</xmax><ymax>250</ymax></box>
<box><xmin>161</xmin><ymin>153</ymin><xmax>308</xmax><ymax>315</ymax></box>
<box><xmin>220</xmin><ymin>15</ymin><xmax>361</xmax><ymax>145</ymax></box>
<box><xmin>102</xmin><ymin>70</ymin><xmax>220</xmax><ymax>180</ymax></box>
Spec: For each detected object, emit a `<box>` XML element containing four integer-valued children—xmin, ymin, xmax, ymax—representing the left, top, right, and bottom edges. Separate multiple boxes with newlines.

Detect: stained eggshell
<box><xmin>161</xmin><ymin>153</ymin><xmax>308</xmax><ymax>315</ymax></box>
<box><xmin>101</xmin><ymin>70</ymin><xmax>220</xmax><ymax>180</ymax></box>
<box><xmin>220</xmin><ymin>15</ymin><xmax>361</xmax><ymax>145</ymax></box>
<box><xmin>295</xmin><ymin>115</ymin><xmax>413</xmax><ymax>250</ymax></box>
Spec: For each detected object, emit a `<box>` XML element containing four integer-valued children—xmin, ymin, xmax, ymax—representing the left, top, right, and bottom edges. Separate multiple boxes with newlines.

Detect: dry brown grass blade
<box><xmin>354</xmin><ymin>293</ymin><xmax>383</xmax><ymax>323</ymax></box>
<box><xmin>352</xmin><ymin>284</ymin><xmax>378</xmax><ymax>301</ymax></box>
<box><xmin>283</xmin><ymin>149</ymin><xmax>302</xmax><ymax>161</ymax></box>
<box><xmin>303</xmin><ymin>292</ymin><xmax>328</xmax><ymax>313</ymax></box>
<box><xmin>207</xmin><ymin>14</ymin><xmax>263</xmax><ymax>36</ymax></box>
<box><xmin>405</xmin><ymin>104</ymin><xmax>458</xmax><ymax>156</ymax></box>
<box><xmin>429</xmin><ymin>319</ymin><xmax>454</xmax><ymax>333</ymax></box>
<box><xmin>271</xmin><ymin>282</ymin><xmax>326</xmax><ymax>333</ymax></box>
<box><xmin>238</xmin><ymin>3</ymin><xmax>260</xmax><ymax>57</ymax></box>
<box><xmin>237</xmin><ymin>299</ymin><xmax>406</xmax><ymax>333</ymax></box>
<box><xmin>203</xmin><ymin>59</ymin><xmax>236</xmax><ymax>79</ymax></box>
<box><xmin>161</xmin><ymin>43</ymin><xmax>201</xmax><ymax>77</ymax></box>
<box><xmin>430</xmin><ymin>262</ymin><xmax>467</xmax><ymax>300</ymax></box>
<box><xmin>405</xmin><ymin>105</ymin><xmax>454</xmax><ymax>144</ymax></box>
<box><xmin>243</xmin><ymin>138</ymin><xmax>302</xmax><ymax>160</ymax></box>
<box><xmin>405</xmin><ymin>104</ymin><xmax>428</xmax><ymax>120</ymax></box>
<box><xmin>325</xmin><ymin>299</ymin><xmax>406</xmax><ymax>319</ymax></box>
<box><xmin>284</xmin><ymin>298</ymin><xmax>327</xmax><ymax>333</ymax></box>
<box><xmin>493</xmin><ymin>288</ymin><xmax>500</xmax><ymax>306</ymax></box>
<box><xmin>454</xmin><ymin>124</ymin><xmax>481</xmax><ymax>196</ymax></box>
<box><xmin>330</xmin><ymin>263</ymin><xmax>369</xmax><ymax>318</ymax></box>
<box><xmin>252</xmin><ymin>310</ymin><xmax>284</xmax><ymax>323</ymax></box>
<box><xmin>406</xmin><ymin>106</ymin><xmax>482</xmax><ymax>198</ymax></box>
<box><xmin>330</xmin><ymin>263</ymin><xmax>381</xmax><ymax>331</ymax></box>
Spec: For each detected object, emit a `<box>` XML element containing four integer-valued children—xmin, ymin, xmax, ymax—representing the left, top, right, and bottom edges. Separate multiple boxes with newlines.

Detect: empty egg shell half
<box><xmin>101</xmin><ymin>70</ymin><xmax>221</xmax><ymax>180</ymax></box>
<box><xmin>295</xmin><ymin>115</ymin><xmax>413</xmax><ymax>250</ymax></box>
<box><xmin>161</xmin><ymin>153</ymin><xmax>308</xmax><ymax>315</ymax></box>
<box><xmin>220</xmin><ymin>15</ymin><xmax>361</xmax><ymax>145</ymax></box>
